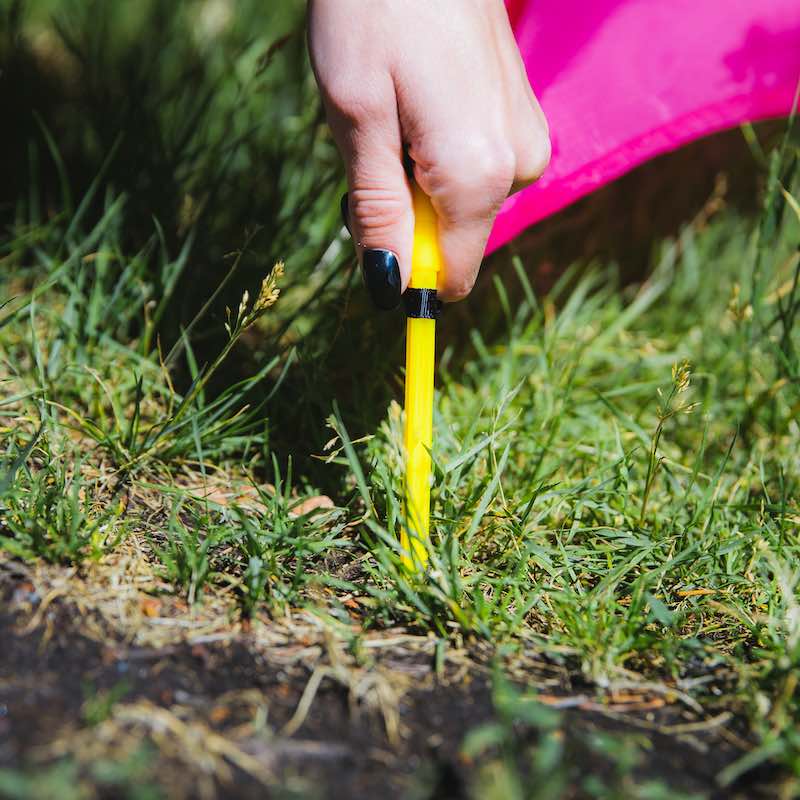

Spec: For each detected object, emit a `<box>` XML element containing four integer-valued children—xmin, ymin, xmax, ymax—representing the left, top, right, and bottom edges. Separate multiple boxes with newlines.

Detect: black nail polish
<box><xmin>340</xmin><ymin>193</ymin><xmax>351</xmax><ymax>236</ymax></box>
<box><xmin>362</xmin><ymin>249</ymin><xmax>401</xmax><ymax>311</ymax></box>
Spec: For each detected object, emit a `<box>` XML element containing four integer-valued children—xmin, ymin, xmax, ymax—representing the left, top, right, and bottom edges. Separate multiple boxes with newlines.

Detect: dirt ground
<box><xmin>0</xmin><ymin>562</ymin><xmax>782</xmax><ymax>800</ymax></box>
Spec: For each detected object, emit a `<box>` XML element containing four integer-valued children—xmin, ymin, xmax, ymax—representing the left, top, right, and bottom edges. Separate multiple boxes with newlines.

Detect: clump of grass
<box><xmin>0</xmin><ymin>174</ymin><xmax>338</xmax><ymax>576</ymax></box>
<box><xmin>322</xmin><ymin>125</ymin><xmax>799</xmax><ymax>784</ymax></box>
<box><xmin>1</xmin><ymin>0</ymin><xmax>348</xmax><ymax>352</ymax></box>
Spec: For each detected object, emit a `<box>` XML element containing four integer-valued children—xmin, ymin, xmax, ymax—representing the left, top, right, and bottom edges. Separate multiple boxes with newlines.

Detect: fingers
<box><xmin>323</xmin><ymin>77</ymin><xmax>414</xmax><ymax>310</ymax></box>
<box><xmin>413</xmin><ymin>112</ymin><xmax>548</xmax><ymax>302</ymax></box>
<box><xmin>309</xmin><ymin>0</ymin><xmax>551</xmax><ymax>308</ymax></box>
<box><xmin>413</xmin><ymin>135</ymin><xmax>517</xmax><ymax>302</ymax></box>
<box><xmin>398</xmin><ymin>25</ymin><xmax>549</xmax><ymax>302</ymax></box>
<box><xmin>493</xmin><ymin>1</ymin><xmax>552</xmax><ymax>191</ymax></box>
<box><xmin>511</xmin><ymin>101</ymin><xmax>551</xmax><ymax>193</ymax></box>
<box><xmin>344</xmin><ymin>130</ymin><xmax>414</xmax><ymax>308</ymax></box>
<box><xmin>508</xmin><ymin>59</ymin><xmax>551</xmax><ymax>190</ymax></box>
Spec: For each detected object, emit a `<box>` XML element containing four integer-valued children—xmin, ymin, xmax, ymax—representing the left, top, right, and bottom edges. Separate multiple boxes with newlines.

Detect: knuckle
<box><xmin>515</xmin><ymin>113</ymin><xmax>551</xmax><ymax>185</ymax></box>
<box><xmin>443</xmin><ymin>274</ymin><xmax>477</xmax><ymax>303</ymax></box>
<box><xmin>524</xmin><ymin>131</ymin><xmax>551</xmax><ymax>180</ymax></box>
<box><xmin>486</xmin><ymin>145</ymin><xmax>517</xmax><ymax>190</ymax></box>
<box><xmin>465</xmin><ymin>139</ymin><xmax>515</xmax><ymax>190</ymax></box>
<box><xmin>424</xmin><ymin>137</ymin><xmax>516</xmax><ymax>203</ymax></box>
<box><xmin>538</xmin><ymin>132</ymin><xmax>552</xmax><ymax>173</ymax></box>
<box><xmin>423</xmin><ymin>138</ymin><xmax>516</xmax><ymax>225</ymax></box>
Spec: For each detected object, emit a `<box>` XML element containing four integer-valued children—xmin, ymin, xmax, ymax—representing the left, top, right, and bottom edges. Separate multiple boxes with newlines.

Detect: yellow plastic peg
<box><xmin>401</xmin><ymin>184</ymin><xmax>442</xmax><ymax>571</ymax></box>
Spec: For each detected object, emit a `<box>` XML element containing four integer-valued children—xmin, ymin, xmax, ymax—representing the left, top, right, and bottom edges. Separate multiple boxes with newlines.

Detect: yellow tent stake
<box><xmin>401</xmin><ymin>185</ymin><xmax>442</xmax><ymax>571</ymax></box>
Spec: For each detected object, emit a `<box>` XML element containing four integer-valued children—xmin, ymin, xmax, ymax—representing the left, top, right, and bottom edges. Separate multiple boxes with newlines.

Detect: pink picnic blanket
<box><xmin>489</xmin><ymin>0</ymin><xmax>800</xmax><ymax>252</ymax></box>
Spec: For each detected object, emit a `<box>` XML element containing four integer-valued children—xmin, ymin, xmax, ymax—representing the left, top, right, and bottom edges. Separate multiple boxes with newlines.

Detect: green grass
<box><xmin>2</xmin><ymin>1</ymin><xmax>800</xmax><ymax>797</ymax></box>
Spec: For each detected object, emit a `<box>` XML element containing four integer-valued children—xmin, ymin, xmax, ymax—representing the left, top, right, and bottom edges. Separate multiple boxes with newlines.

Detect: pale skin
<box><xmin>308</xmin><ymin>0</ymin><xmax>550</xmax><ymax>305</ymax></box>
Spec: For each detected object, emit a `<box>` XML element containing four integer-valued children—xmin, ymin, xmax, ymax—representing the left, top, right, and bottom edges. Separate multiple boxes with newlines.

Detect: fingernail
<box><xmin>340</xmin><ymin>193</ymin><xmax>351</xmax><ymax>236</ymax></box>
<box><xmin>362</xmin><ymin>249</ymin><xmax>401</xmax><ymax>310</ymax></box>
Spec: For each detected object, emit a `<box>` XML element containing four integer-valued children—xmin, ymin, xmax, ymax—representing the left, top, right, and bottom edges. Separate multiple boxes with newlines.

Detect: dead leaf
<box><xmin>139</xmin><ymin>596</ymin><xmax>162</xmax><ymax>618</ymax></box>
<box><xmin>677</xmin><ymin>588</ymin><xmax>715</xmax><ymax>598</ymax></box>
<box><xmin>184</xmin><ymin>482</ymin><xmax>274</xmax><ymax>511</ymax></box>
<box><xmin>291</xmin><ymin>495</ymin><xmax>334</xmax><ymax>517</ymax></box>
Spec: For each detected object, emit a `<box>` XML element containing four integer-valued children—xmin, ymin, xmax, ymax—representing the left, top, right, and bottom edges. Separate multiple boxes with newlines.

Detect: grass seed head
<box><xmin>252</xmin><ymin>261</ymin><xmax>284</xmax><ymax>316</ymax></box>
<box><xmin>671</xmin><ymin>359</ymin><xmax>691</xmax><ymax>394</ymax></box>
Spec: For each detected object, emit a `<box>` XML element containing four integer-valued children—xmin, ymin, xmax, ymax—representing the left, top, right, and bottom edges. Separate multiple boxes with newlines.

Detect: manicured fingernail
<box><xmin>340</xmin><ymin>193</ymin><xmax>351</xmax><ymax>235</ymax></box>
<box><xmin>362</xmin><ymin>249</ymin><xmax>401</xmax><ymax>311</ymax></box>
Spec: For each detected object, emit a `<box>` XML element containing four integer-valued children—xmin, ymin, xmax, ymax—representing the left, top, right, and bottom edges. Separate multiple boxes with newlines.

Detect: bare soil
<box><xmin>0</xmin><ymin>563</ymin><xmax>783</xmax><ymax>799</ymax></box>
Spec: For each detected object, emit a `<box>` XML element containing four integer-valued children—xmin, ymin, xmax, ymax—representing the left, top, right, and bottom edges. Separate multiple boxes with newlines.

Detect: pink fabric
<box><xmin>489</xmin><ymin>0</ymin><xmax>800</xmax><ymax>253</ymax></box>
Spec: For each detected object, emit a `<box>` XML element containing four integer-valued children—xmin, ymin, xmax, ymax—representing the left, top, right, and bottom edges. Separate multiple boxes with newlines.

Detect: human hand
<box><xmin>308</xmin><ymin>0</ymin><xmax>550</xmax><ymax>309</ymax></box>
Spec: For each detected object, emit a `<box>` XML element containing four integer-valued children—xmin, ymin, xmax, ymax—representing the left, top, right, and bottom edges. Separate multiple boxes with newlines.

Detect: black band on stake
<box><xmin>403</xmin><ymin>288</ymin><xmax>442</xmax><ymax>320</ymax></box>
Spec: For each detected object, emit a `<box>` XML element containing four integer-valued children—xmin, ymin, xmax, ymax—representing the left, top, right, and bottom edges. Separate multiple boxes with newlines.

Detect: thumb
<box><xmin>339</xmin><ymin>121</ymin><xmax>414</xmax><ymax>311</ymax></box>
